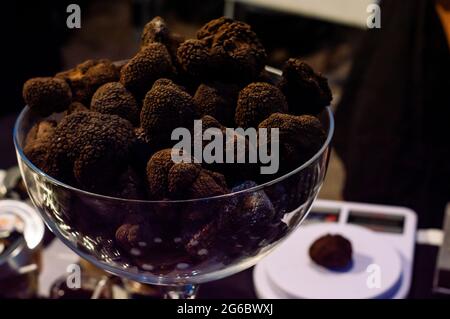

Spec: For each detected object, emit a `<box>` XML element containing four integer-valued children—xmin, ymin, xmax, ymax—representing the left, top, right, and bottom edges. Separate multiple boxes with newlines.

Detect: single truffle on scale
<box><xmin>309</xmin><ymin>234</ymin><xmax>353</xmax><ymax>270</ymax></box>
<box><xmin>120</xmin><ymin>43</ymin><xmax>175</xmax><ymax>97</ymax></box>
<box><xmin>56</xmin><ymin>59</ymin><xmax>119</xmax><ymax>105</ymax></box>
<box><xmin>140</xmin><ymin>79</ymin><xmax>196</xmax><ymax>150</ymax></box>
<box><xmin>91</xmin><ymin>82</ymin><xmax>140</xmax><ymax>126</ymax></box>
<box><xmin>279</xmin><ymin>59</ymin><xmax>332</xmax><ymax>115</ymax></box>
<box><xmin>235</xmin><ymin>82</ymin><xmax>288</xmax><ymax>128</ymax></box>
<box><xmin>258</xmin><ymin>113</ymin><xmax>326</xmax><ymax>175</ymax></box>
<box><xmin>22</xmin><ymin>77</ymin><xmax>72</xmax><ymax>116</ymax></box>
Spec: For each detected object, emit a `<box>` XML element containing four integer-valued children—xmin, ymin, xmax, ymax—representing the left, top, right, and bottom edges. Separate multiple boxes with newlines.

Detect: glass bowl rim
<box><xmin>13</xmin><ymin>70</ymin><xmax>334</xmax><ymax>204</ymax></box>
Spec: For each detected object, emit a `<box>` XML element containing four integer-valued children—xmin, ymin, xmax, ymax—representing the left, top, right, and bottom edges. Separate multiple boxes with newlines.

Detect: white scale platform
<box><xmin>254</xmin><ymin>199</ymin><xmax>417</xmax><ymax>299</ymax></box>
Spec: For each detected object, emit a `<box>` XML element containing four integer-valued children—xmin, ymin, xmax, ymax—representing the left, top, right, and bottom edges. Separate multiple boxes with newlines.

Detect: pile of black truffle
<box><xmin>23</xmin><ymin>16</ymin><xmax>331</xmax><ymax>199</ymax></box>
<box><xmin>22</xmin><ymin>17</ymin><xmax>332</xmax><ymax>270</ymax></box>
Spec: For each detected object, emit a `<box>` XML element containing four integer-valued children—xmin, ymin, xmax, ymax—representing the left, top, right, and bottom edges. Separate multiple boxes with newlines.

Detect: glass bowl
<box><xmin>13</xmin><ymin>70</ymin><xmax>334</xmax><ymax>298</ymax></box>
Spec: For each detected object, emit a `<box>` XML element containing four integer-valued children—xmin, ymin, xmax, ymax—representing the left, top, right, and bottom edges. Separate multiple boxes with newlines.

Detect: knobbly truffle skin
<box><xmin>193</xmin><ymin>82</ymin><xmax>239</xmax><ymax>126</ymax></box>
<box><xmin>146</xmin><ymin>149</ymin><xmax>228</xmax><ymax>200</ymax></box>
<box><xmin>208</xmin><ymin>19</ymin><xmax>267</xmax><ymax>82</ymax></box>
<box><xmin>258</xmin><ymin>113</ymin><xmax>326</xmax><ymax>174</ymax></box>
<box><xmin>23</xmin><ymin>120</ymin><xmax>57</xmax><ymax>171</ymax></box>
<box><xmin>120</xmin><ymin>43</ymin><xmax>174</xmax><ymax>97</ymax></box>
<box><xmin>146</xmin><ymin>149</ymin><xmax>177</xmax><ymax>199</ymax></box>
<box><xmin>235</xmin><ymin>82</ymin><xmax>287</xmax><ymax>128</ymax></box>
<box><xmin>47</xmin><ymin>112</ymin><xmax>135</xmax><ymax>193</ymax></box>
<box><xmin>194</xmin><ymin>115</ymin><xmax>258</xmax><ymax>185</ymax></box>
<box><xmin>279</xmin><ymin>59</ymin><xmax>332</xmax><ymax>115</ymax></box>
<box><xmin>197</xmin><ymin>17</ymin><xmax>234</xmax><ymax>40</ymax></box>
<box><xmin>309</xmin><ymin>234</ymin><xmax>353</xmax><ymax>269</ymax></box>
<box><xmin>177</xmin><ymin>39</ymin><xmax>211</xmax><ymax>79</ymax></box>
<box><xmin>91</xmin><ymin>82</ymin><xmax>139</xmax><ymax>126</ymax></box>
<box><xmin>168</xmin><ymin>162</ymin><xmax>228</xmax><ymax>199</ymax></box>
<box><xmin>22</xmin><ymin>77</ymin><xmax>72</xmax><ymax>116</ymax></box>
<box><xmin>140</xmin><ymin>79</ymin><xmax>196</xmax><ymax>149</ymax></box>
<box><xmin>63</xmin><ymin>101</ymin><xmax>89</xmax><ymax>117</ymax></box>
<box><xmin>25</xmin><ymin>120</ymin><xmax>57</xmax><ymax>146</ymax></box>
<box><xmin>198</xmin><ymin>115</ymin><xmax>225</xmax><ymax>132</ymax></box>
<box><xmin>178</xmin><ymin>16</ymin><xmax>268</xmax><ymax>83</ymax></box>
<box><xmin>56</xmin><ymin>59</ymin><xmax>119</xmax><ymax>104</ymax></box>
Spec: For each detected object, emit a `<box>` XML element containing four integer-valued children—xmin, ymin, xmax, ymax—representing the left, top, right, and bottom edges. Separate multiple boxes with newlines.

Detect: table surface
<box><xmin>1</xmin><ymin>112</ymin><xmax>447</xmax><ymax>299</ymax></box>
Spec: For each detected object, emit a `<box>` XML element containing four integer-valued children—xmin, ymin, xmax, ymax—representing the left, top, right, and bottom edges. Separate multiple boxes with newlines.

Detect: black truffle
<box><xmin>168</xmin><ymin>162</ymin><xmax>228</xmax><ymax>199</ymax></box>
<box><xmin>23</xmin><ymin>120</ymin><xmax>57</xmax><ymax>170</ymax></box>
<box><xmin>178</xmin><ymin>17</ymin><xmax>266</xmax><ymax>83</ymax></box>
<box><xmin>258</xmin><ymin>113</ymin><xmax>326</xmax><ymax>174</ymax></box>
<box><xmin>56</xmin><ymin>59</ymin><xmax>119</xmax><ymax>104</ymax></box>
<box><xmin>140</xmin><ymin>79</ymin><xmax>196</xmax><ymax>149</ymax></box>
<box><xmin>193</xmin><ymin>82</ymin><xmax>239</xmax><ymax>126</ymax></box>
<box><xmin>194</xmin><ymin>115</ymin><xmax>258</xmax><ymax>185</ymax></box>
<box><xmin>206</xmin><ymin>18</ymin><xmax>267</xmax><ymax>82</ymax></box>
<box><xmin>22</xmin><ymin>77</ymin><xmax>72</xmax><ymax>116</ymax></box>
<box><xmin>279</xmin><ymin>59</ymin><xmax>332</xmax><ymax>115</ymax></box>
<box><xmin>235</xmin><ymin>82</ymin><xmax>287</xmax><ymax>128</ymax></box>
<box><xmin>47</xmin><ymin>112</ymin><xmax>135</xmax><ymax>193</ymax></box>
<box><xmin>116</xmin><ymin>215</ymin><xmax>163</xmax><ymax>252</ymax></box>
<box><xmin>91</xmin><ymin>82</ymin><xmax>139</xmax><ymax>125</ymax></box>
<box><xmin>309</xmin><ymin>234</ymin><xmax>353</xmax><ymax>270</ymax></box>
<box><xmin>120</xmin><ymin>43</ymin><xmax>174</xmax><ymax>97</ymax></box>
<box><xmin>146</xmin><ymin>149</ymin><xmax>177</xmax><ymax>200</ymax></box>
<box><xmin>223</xmin><ymin>181</ymin><xmax>275</xmax><ymax>233</ymax></box>
<box><xmin>197</xmin><ymin>17</ymin><xmax>234</xmax><ymax>40</ymax></box>
<box><xmin>63</xmin><ymin>101</ymin><xmax>89</xmax><ymax>117</ymax></box>
<box><xmin>177</xmin><ymin>39</ymin><xmax>211</xmax><ymax>78</ymax></box>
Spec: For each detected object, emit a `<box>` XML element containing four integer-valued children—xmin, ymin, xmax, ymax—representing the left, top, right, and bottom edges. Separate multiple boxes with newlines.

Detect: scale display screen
<box><xmin>304</xmin><ymin>208</ymin><xmax>340</xmax><ymax>225</ymax></box>
<box><xmin>347</xmin><ymin>211</ymin><xmax>405</xmax><ymax>234</ymax></box>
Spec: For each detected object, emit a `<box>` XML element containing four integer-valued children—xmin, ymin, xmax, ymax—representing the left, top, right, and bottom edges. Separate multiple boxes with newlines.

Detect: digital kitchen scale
<box><xmin>254</xmin><ymin>199</ymin><xmax>417</xmax><ymax>299</ymax></box>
